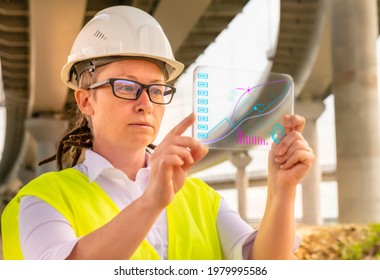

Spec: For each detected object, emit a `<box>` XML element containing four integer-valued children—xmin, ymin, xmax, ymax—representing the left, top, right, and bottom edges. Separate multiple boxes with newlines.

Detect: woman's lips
<box><xmin>129</xmin><ymin>122</ymin><xmax>153</xmax><ymax>128</ymax></box>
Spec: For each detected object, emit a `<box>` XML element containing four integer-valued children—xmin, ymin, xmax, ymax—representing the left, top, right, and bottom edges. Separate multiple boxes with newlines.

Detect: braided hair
<box><xmin>38</xmin><ymin>109</ymin><xmax>93</xmax><ymax>170</ymax></box>
<box><xmin>39</xmin><ymin>69</ymin><xmax>95</xmax><ymax>169</ymax></box>
<box><xmin>38</xmin><ymin>67</ymin><xmax>95</xmax><ymax>170</ymax></box>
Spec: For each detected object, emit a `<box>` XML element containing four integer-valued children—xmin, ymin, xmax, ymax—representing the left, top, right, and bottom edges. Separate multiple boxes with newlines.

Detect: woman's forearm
<box><xmin>249</xmin><ymin>188</ymin><xmax>296</xmax><ymax>260</ymax></box>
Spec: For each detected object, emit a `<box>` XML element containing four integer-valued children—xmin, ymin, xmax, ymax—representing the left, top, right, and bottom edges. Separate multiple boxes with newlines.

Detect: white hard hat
<box><xmin>61</xmin><ymin>6</ymin><xmax>184</xmax><ymax>89</ymax></box>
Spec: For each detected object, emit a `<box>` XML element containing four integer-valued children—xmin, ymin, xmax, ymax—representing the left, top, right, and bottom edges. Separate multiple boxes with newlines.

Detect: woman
<box><xmin>1</xmin><ymin>6</ymin><xmax>314</xmax><ymax>260</ymax></box>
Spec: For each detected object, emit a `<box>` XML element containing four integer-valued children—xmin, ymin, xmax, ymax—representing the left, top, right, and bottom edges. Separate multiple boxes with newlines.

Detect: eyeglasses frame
<box><xmin>87</xmin><ymin>78</ymin><xmax>176</xmax><ymax>105</ymax></box>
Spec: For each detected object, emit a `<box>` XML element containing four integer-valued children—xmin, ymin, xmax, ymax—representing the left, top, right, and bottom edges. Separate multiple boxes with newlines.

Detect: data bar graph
<box><xmin>237</xmin><ymin>128</ymin><xmax>268</xmax><ymax>146</ymax></box>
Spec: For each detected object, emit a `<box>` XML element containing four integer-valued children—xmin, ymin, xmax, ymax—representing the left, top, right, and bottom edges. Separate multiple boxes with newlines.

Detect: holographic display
<box><xmin>192</xmin><ymin>66</ymin><xmax>294</xmax><ymax>150</ymax></box>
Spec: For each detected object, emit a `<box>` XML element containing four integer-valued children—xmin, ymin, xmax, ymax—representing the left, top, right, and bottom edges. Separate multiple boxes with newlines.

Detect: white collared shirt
<box><xmin>19</xmin><ymin>150</ymin><xmax>261</xmax><ymax>259</ymax></box>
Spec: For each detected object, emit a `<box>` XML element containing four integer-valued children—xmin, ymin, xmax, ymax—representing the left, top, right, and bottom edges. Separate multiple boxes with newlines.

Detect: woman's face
<box><xmin>83</xmin><ymin>59</ymin><xmax>167</xmax><ymax>151</ymax></box>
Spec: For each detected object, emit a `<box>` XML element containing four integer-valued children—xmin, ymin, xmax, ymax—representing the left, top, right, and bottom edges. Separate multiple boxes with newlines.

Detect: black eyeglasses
<box><xmin>87</xmin><ymin>78</ymin><xmax>176</xmax><ymax>105</ymax></box>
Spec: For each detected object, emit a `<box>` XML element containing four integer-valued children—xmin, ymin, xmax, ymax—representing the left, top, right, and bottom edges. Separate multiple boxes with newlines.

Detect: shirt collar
<box><xmin>82</xmin><ymin>149</ymin><xmax>114</xmax><ymax>182</ymax></box>
<box><xmin>82</xmin><ymin>149</ymin><xmax>151</xmax><ymax>183</ymax></box>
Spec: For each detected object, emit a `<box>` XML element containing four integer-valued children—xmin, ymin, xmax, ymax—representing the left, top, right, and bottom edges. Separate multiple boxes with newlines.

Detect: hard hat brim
<box><xmin>61</xmin><ymin>53</ymin><xmax>184</xmax><ymax>90</ymax></box>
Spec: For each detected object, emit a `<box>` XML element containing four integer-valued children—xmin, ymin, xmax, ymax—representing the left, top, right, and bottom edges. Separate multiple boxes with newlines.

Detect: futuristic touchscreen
<box><xmin>192</xmin><ymin>66</ymin><xmax>294</xmax><ymax>150</ymax></box>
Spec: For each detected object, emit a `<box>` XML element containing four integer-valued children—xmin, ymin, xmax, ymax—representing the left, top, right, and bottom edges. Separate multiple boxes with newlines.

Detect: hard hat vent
<box><xmin>93</xmin><ymin>30</ymin><xmax>107</xmax><ymax>40</ymax></box>
<box><xmin>61</xmin><ymin>6</ymin><xmax>185</xmax><ymax>89</ymax></box>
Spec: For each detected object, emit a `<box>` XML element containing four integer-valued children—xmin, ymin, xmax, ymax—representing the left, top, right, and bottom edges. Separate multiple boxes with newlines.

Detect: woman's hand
<box><xmin>250</xmin><ymin>115</ymin><xmax>314</xmax><ymax>260</ymax></box>
<box><xmin>268</xmin><ymin>115</ymin><xmax>315</xmax><ymax>195</ymax></box>
<box><xmin>145</xmin><ymin>113</ymin><xmax>209</xmax><ymax>209</ymax></box>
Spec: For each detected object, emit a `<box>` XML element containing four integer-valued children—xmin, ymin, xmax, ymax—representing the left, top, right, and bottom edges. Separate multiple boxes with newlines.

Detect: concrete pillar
<box><xmin>330</xmin><ymin>0</ymin><xmax>380</xmax><ymax>222</ymax></box>
<box><xmin>296</xmin><ymin>100</ymin><xmax>325</xmax><ymax>225</ymax></box>
<box><xmin>229</xmin><ymin>150</ymin><xmax>252</xmax><ymax>221</ymax></box>
<box><xmin>26</xmin><ymin>118</ymin><xmax>68</xmax><ymax>175</ymax></box>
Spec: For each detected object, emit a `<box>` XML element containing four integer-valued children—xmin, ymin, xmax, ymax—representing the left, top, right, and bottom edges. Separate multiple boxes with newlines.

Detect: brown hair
<box><xmin>38</xmin><ymin>71</ymin><xmax>94</xmax><ymax>170</ymax></box>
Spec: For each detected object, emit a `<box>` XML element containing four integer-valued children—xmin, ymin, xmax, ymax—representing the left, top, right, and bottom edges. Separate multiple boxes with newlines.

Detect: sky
<box><xmin>0</xmin><ymin>0</ymin><xmax>378</xmax><ymax>221</ymax></box>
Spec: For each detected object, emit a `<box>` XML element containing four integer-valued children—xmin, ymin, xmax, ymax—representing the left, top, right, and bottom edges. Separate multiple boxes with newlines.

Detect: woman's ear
<box><xmin>75</xmin><ymin>89</ymin><xmax>94</xmax><ymax>116</ymax></box>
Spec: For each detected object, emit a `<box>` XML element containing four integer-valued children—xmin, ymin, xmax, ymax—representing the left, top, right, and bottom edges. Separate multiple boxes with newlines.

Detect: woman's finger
<box><xmin>282</xmin><ymin>114</ymin><xmax>305</xmax><ymax>135</ymax></box>
<box><xmin>169</xmin><ymin>113</ymin><xmax>195</xmax><ymax>136</ymax></box>
<box><xmin>274</xmin><ymin>139</ymin><xmax>310</xmax><ymax>165</ymax></box>
<box><xmin>279</xmin><ymin>149</ymin><xmax>314</xmax><ymax>170</ymax></box>
<box><xmin>274</xmin><ymin>130</ymin><xmax>304</xmax><ymax>157</ymax></box>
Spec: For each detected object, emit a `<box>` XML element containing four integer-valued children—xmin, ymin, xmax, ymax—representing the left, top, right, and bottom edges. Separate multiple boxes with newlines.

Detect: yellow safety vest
<box><xmin>1</xmin><ymin>168</ymin><xmax>222</xmax><ymax>260</ymax></box>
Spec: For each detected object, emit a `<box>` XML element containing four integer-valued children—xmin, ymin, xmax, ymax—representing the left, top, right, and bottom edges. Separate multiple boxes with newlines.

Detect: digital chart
<box><xmin>192</xmin><ymin>66</ymin><xmax>294</xmax><ymax>150</ymax></box>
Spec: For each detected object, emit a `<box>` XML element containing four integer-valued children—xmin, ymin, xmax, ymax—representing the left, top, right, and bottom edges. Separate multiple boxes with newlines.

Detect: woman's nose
<box><xmin>135</xmin><ymin>88</ymin><xmax>153</xmax><ymax>112</ymax></box>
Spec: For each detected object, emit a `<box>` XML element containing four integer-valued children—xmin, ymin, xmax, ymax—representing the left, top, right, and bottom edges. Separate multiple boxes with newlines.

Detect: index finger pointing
<box><xmin>170</xmin><ymin>113</ymin><xmax>196</xmax><ymax>136</ymax></box>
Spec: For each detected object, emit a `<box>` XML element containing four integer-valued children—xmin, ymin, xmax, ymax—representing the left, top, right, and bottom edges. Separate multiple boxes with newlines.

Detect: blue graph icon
<box><xmin>271</xmin><ymin>123</ymin><xmax>285</xmax><ymax>144</ymax></box>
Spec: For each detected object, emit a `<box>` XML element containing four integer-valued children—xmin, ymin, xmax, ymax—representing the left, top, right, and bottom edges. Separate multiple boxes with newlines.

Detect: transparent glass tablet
<box><xmin>192</xmin><ymin>66</ymin><xmax>294</xmax><ymax>150</ymax></box>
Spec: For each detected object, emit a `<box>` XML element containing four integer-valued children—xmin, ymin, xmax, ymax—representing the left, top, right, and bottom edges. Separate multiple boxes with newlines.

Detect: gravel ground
<box><xmin>294</xmin><ymin>223</ymin><xmax>379</xmax><ymax>260</ymax></box>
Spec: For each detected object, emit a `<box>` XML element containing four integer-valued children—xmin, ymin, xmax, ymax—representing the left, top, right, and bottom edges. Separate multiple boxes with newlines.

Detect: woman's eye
<box><xmin>150</xmin><ymin>87</ymin><xmax>163</xmax><ymax>96</ymax></box>
<box><xmin>122</xmin><ymin>86</ymin><xmax>135</xmax><ymax>92</ymax></box>
<box><xmin>116</xmin><ymin>85</ymin><xmax>135</xmax><ymax>93</ymax></box>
